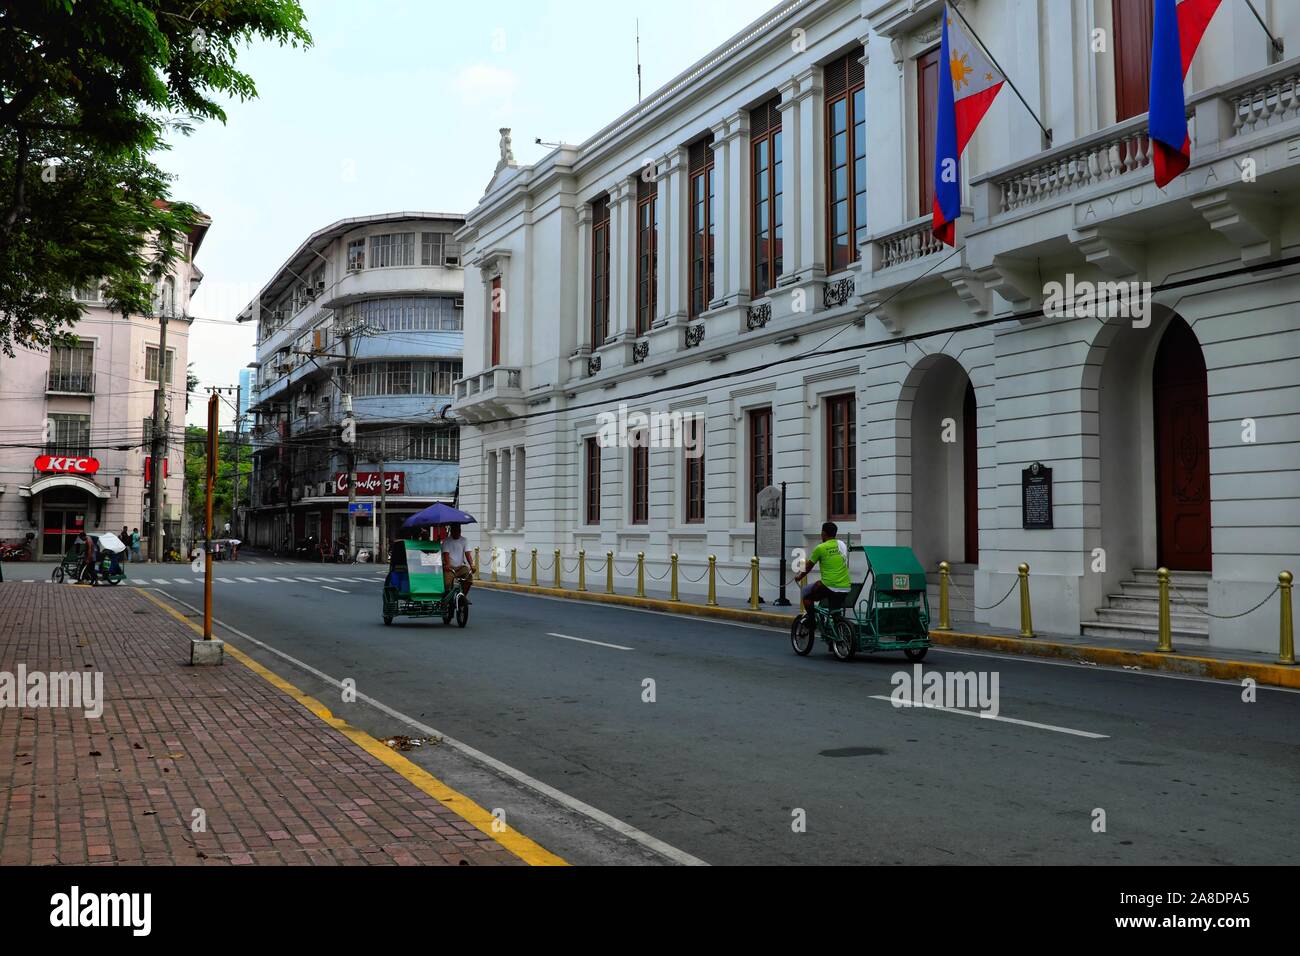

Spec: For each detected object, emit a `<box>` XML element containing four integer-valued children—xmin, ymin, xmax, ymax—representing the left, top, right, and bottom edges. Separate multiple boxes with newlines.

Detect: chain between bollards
<box><xmin>1017</xmin><ymin>563</ymin><xmax>1034</xmax><ymax>638</ymax></box>
<box><xmin>578</xmin><ymin>550</ymin><xmax>587</xmax><ymax>591</ymax></box>
<box><xmin>1155</xmin><ymin>567</ymin><xmax>1174</xmax><ymax>653</ymax></box>
<box><xmin>1279</xmin><ymin>570</ymin><xmax>1294</xmax><ymax>665</ymax></box>
<box><xmin>707</xmin><ymin>554</ymin><xmax>718</xmax><ymax>606</ymax></box>
<box><xmin>749</xmin><ymin>556</ymin><xmax>760</xmax><ymax>611</ymax></box>
<box><xmin>936</xmin><ymin>561</ymin><xmax>952</xmax><ymax>631</ymax></box>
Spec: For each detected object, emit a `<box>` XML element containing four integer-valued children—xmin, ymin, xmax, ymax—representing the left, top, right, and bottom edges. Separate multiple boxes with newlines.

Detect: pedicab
<box><xmin>382</xmin><ymin>503</ymin><xmax>477</xmax><ymax>627</ymax></box>
<box><xmin>51</xmin><ymin>532</ymin><xmax>127</xmax><ymax>585</ymax></box>
<box><xmin>793</xmin><ymin>545</ymin><xmax>931</xmax><ymax>662</ymax></box>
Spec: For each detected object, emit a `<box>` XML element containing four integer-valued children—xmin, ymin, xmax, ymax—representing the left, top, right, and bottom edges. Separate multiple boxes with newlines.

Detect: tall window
<box><xmin>585</xmin><ymin>437</ymin><xmax>601</xmax><ymax>525</ymax></box>
<box><xmin>490</xmin><ymin>275</ymin><xmax>502</xmax><ymax>366</ymax></box>
<box><xmin>352</xmin><ymin>360</ymin><xmax>463</xmax><ymax>397</ymax></box>
<box><xmin>748</xmin><ymin>407</ymin><xmax>773</xmax><ymax>521</ymax></box>
<box><xmin>346</xmin><ymin>239</ymin><xmax>366</xmax><ymax>271</ymax></box>
<box><xmin>750</xmin><ymin>96</ymin><xmax>783</xmax><ymax>296</ymax></box>
<box><xmin>631</xmin><ymin>439</ymin><xmax>649</xmax><ymax>524</ymax></box>
<box><xmin>368</xmin><ymin>233</ymin><xmax>415</xmax><ymax>268</ymax></box>
<box><xmin>1112</xmin><ymin>0</ymin><xmax>1154</xmax><ymax>120</ymax></box>
<box><xmin>684</xmin><ymin>417</ymin><xmax>705</xmax><ymax>523</ymax></box>
<box><xmin>591</xmin><ymin>196</ymin><xmax>610</xmax><ymax>345</ymax></box>
<box><xmin>825</xmin><ymin>51</ymin><xmax>867</xmax><ymax>271</ymax></box>
<box><xmin>344</xmin><ymin>296</ymin><xmax>462</xmax><ymax>332</ymax></box>
<box><xmin>47</xmin><ymin>413</ymin><xmax>91</xmax><ymax>456</ymax></box>
<box><xmin>826</xmin><ymin>394</ymin><xmax>857</xmax><ymax>520</ymax></box>
<box><xmin>49</xmin><ymin>343</ymin><xmax>94</xmax><ymax>393</ymax></box>
<box><xmin>636</xmin><ymin>176</ymin><xmax>658</xmax><ymax>335</ymax></box>
<box><xmin>688</xmin><ymin>137</ymin><xmax>716</xmax><ymax>317</ymax></box>
<box><xmin>145</xmin><ymin>346</ymin><xmax>174</xmax><ymax>384</ymax></box>
<box><xmin>917</xmin><ymin>45</ymin><xmax>942</xmax><ymax>218</ymax></box>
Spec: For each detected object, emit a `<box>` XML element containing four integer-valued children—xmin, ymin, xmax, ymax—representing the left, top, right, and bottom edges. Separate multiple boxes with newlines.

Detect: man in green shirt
<box><xmin>795</xmin><ymin>522</ymin><xmax>852</xmax><ymax>619</ymax></box>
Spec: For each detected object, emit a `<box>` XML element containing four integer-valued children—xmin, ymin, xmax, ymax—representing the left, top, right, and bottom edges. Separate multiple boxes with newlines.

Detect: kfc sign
<box><xmin>333</xmin><ymin>471</ymin><xmax>404</xmax><ymax>495</ymax></box>
<box><xmin>35</xmin><ymin>455</ymin><xmax>100</xmax><ymax>475</ymax></box>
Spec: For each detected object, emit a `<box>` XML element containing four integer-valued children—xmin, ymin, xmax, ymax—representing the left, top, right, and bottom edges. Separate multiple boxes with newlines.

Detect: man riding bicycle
<box><xmin>441</xmin><ymin>524</ymin><xmax>475</xmax><ymax>600</ymax></box>
<box><xmin>794</xmin><ymin>522</ymin><xmax>851</xmax><ymax>633</ymax></box>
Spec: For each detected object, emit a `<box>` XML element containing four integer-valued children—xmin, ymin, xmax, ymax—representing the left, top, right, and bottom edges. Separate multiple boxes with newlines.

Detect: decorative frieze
<box><xmin>746</xmin><ymin>302</ymin><xmax>772</xmax><ymax>330</ymax></box>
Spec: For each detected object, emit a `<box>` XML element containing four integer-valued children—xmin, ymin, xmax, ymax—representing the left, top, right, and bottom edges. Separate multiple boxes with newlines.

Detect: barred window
<box><xmin>356</xmin><ymin>426</ymin><xmax>459</xmax><ymax>462</ymax></box>
<box><xmin>347</xmin><ymin>239</ymin><xmax>366</xmax><ymax>271</ymax></box>
<box><xmin>47</xmin><ymin>413</ymin><xmax>91</xmax><ymax>456</ymax></box>
<box><xmin>49</xmin><ymin>343</ymin><xmax>94</xmax><ymax>392</ymax></box>
<box><xmin>368</xmin><ymin>233</ymin><xmax>415</xmax><ymax>268</ymax></box>
<box><xmin>346</xmin><ymin>296</ymin><xmax>462</xmax><ymax>332</ymax></box>
<box><xmin>145</xmin><ymin>346</ymin><xmax>174</xmax><ymax>384</ymax></box>
<box><xmin>352</xmin><ymin>360</ymin><xmax>463</xmax><ymax>397</ymax></box>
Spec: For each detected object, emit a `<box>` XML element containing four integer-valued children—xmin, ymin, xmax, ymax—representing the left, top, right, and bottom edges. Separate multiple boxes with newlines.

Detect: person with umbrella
<box><xmin>400</xmin><ymin>503</ymin><xmax>478</xmax><ymax>600</ymax></box>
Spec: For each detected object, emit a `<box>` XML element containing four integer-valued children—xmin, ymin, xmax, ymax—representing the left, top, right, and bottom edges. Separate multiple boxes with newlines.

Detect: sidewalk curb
<box><xmin>477</xmin><ymin>580</ymin><xmax>1300</xmax><ymax>689</ymax></box>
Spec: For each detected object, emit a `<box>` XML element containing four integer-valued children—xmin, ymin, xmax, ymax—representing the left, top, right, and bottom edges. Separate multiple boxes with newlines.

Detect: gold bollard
<box><xmin>670</xmin><ymin>553</ymin><xmax>679</xmax><ymax>601</ymax></box>
<box><xmin>606</xmin><ymin>551</ymin><xmax>614</xmax><ymax>594</ymax></box>
<box><xmin>530</xmin><ymin>548</ymin><xmax>538</xmax><ymax>587</ymax></box>
<box><xmin>1279</xmin><ymin>570</ymin><xmax>1294</xmax><ymax>665</ymax></box>
<box><xmin>749</xmin><ymin>556</ymin><xmax>760</xmax><ymax>611</ymax></box>
<box><xmin>1017</xmin><ymin>563</ymin><xmax>1034</xmax><ymax>638</ymax></box>
<box><xmin>707</xmin><ymin>554</ymin><xmax>718</xmax><ymax>606</ymax></box>
<box><xmin>636</xmin><ymin>552</ymin><xmax>646</xmax><ymax>598</ymax></box>
<box><xmin>554</xmin><ymin>548</ymin><xmax>561</xmax><ymax>589</ymax></box>
<box><xmin>510</xmin><ymin>547</ymin><xmax>517</xmax><ymax>584</ymax></box>
<box><xmin>475</xmin><ymin>548</ymin><xmax>480</xmax><ymax>576</ymax></box>
<box><xmin>936</xmin><ymin>560</ymin><xmax>952</xmax><ymax>631</ymax></box>
<box><xmin>1155</xmin><ymin>567</ymin><xmax>1174</xmax><ymax>653</ymax></box>
<box><xmin>578</xmin><ymin>550</ymin><xmax>587</xmax><ymax>591</ymax></box>
<box><xmin>491</xmin><ymin>548</ymin><xmax>499</xmax><ymax>583</ymax></box>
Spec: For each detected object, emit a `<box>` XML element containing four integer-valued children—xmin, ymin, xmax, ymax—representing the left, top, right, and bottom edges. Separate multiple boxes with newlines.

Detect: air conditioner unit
<box><xmin>445</xmin><ymin>255</ymin><xmax>462</xmax><ymax>267</ymax></box>
<box><xmin>314</xmin><ymin>281</ymin><xmax>325</xmax><ymax>295</ymax></box>
<box><xmin>317</xmin><ymin>481</ymin><xmax>330</xmax><ymax>497</ymax></box>
<box><xmin>453</xmin><ymin>297</ymin><xmax>465</xmax><ymax>310</ymax></box>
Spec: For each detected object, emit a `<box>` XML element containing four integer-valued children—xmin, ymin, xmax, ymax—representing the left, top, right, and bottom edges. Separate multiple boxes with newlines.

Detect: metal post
<box><xmin>474</xmin><ymin>547</ymin><xmax>480</xmax><ymax>576</ymax></box>
<box><xmin>605</xmin><ymin>551</ymin><xmax>614</xmax><ymax>594</ymax></box>
<box><xmin>377</xmin><ymin>452</ymin><xmax>387</xmax><ymax>563</ymax></box>
<box><xmin>670</xmin><ymin>553</ymin><xmax>679</xmax><ymax>601</ymax></box>
<box><xmin>775</xmin><ymin>481</ymin><xmax>790</xmax><ymax>605</ymax></box>
<box><xmin>1155</xmin><ymin>567</ymin><xmax>1174</xmax><ymax>653</ymax></box>
<box><xmin>578</xmin><ymin>550</ymin><xmax>586</xmax><ymax>591</ymax></box>
<box><xmin>203</xmin><ymin>393</ymin><xmax>217</xmax><ymax>640</ymax></box>
<box><xmin>936</xmin><ymin>560</ymin><xmax>952</xmax><ymax>630</ymax></box>
<box><xmin>636</xmin><ymin>552</ymin><xmax>645</xmax><ymax>598</ymax></box>
<box><xmin>1017</xmin><ymin>563</ymin><xmax>1034</xmax><ymax>639</ymax></box>
<box><xmin>1278</xmin><ymin>570</ymin><xmax>1293</xmax><ymax>665</ymax></box>
<box><xmin>530</xmin><ymin>548</ymin><xmax>538</xmax><ymax>586</ymax></box>
<box><xmin>707</xmin><ymin>554</ymin><xmax>718</xmax><ymax>606</ymax></box>
<box><xmin>510</xmin><ymin>547</ymin><xmax>517</xmax><ymax>584</ymax></box>
<box><xmin>749</xmin><ymin>556</ymin><xmax>760</xmax><ymax>611</ymax></box>
<box><xmin>553</xmin><ymin>548</ymin><xmax>561</xmax><ymax>589</ymax></box>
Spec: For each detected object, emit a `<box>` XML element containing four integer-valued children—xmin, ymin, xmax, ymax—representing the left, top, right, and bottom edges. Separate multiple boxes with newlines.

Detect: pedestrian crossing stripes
<box><xmin>13</xmin><ymin>574</ymin><xmax>379</xmax><ymax>586</ymax></box>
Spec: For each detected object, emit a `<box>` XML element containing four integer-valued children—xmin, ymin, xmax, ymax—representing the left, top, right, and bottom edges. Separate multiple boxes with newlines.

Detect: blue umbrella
<box><xmin>402</xmin><ymin>502</ymin><xmax>477</xmax><ymax>529</ymax></box>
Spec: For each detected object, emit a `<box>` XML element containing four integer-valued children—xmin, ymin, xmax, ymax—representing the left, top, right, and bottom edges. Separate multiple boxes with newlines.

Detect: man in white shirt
<box><xmin>441</xmin><ymin>524</ymin><xmax>475</xmax><ymax>597</ymax></box>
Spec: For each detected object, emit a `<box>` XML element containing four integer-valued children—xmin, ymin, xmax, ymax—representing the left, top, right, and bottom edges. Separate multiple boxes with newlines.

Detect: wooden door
<box><xmin>1153</xmin><ymin>318</ymin><xmax>1212</xmax><ymax>571</ymax></box>
<box><xmin>490</xmin><ymin>276</ymin><xmax>501</xmax><ymax>367</ymax></box>
<box><xmin>1112</xmin><ymin>0</ymin><xmax>1154</xmax><ymax>121</ymax></box>
<box><xmin>963</xmin><ymin>380</ymin><xmax>979</xmax><ymax>564</ymax></box>
<box><xmin>917</xmin><ymin>45</ymin><xmax>942</xmax><ymax>218</ymax></box>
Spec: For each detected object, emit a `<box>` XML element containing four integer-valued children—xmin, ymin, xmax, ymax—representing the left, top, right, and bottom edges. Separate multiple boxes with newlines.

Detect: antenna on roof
<box><xmin>636</xmin><ymin>18</ymin><xmax>642</xmax><ymax>103</ymax></box>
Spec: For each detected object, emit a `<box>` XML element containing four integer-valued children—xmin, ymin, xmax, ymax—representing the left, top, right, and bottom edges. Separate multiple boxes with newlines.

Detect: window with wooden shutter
<box><xmin>750</xmin><ymin>95</ymin><xmax>784</xmax><ymax>296</ymax></box>
<box><xmin>636</xmin><ymin>176</ymin><xmax>658</xmax><ymax>335</ymax></box>
<box><xmin>591</xmin><ymin>196</ymin><xmax>611</xmax><ymax>345</ymax></box>
<box><xmin>826</xmin><ymin>394</ymin><xmax>857</xmax><ymax>521</ymax></box>
<box><xmin>1112</xmin><ymin>0</ymin><xmax>1154</xmax><ymax>121</ymax></box>
<box><xmin>917</xmin><ymin>44</ymin><xmax>942</xmax><ymax>218</ymax></box>
<box><xmin>825</xmin><ymin>51</ymin><xmax>867</xmax><ymax>270</ymax></box>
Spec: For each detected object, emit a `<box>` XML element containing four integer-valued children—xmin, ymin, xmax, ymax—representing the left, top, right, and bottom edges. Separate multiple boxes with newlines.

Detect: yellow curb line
<box><xmin>478</xmin><ymin>581</ymin><xmax>1300</xmax><ymax>688</ymax></box>
<box><xmin>138</xmin><ymin>589</ymin><xmax>567</xmax><ymax>866</ymax></box>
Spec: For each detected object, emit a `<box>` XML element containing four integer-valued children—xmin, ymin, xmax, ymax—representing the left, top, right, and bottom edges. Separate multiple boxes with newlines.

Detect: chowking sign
<box><xmin>332</xmin><ymin>472</ymin><xmax>404</xmax><ymax>495</ymax></box>
<box><xmin>34</xmin><ymin>455</ymin><xmax>100</xmax><ymax>475</ymax></box>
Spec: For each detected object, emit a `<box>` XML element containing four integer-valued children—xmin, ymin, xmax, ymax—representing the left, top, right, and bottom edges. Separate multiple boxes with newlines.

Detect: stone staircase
<box><xmin>1081</xmin><ymin>569</ymin><xmax>1211</xmax><ymax>644</ymax></box>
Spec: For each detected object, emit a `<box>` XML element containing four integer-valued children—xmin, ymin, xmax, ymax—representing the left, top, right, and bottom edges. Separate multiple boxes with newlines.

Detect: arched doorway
<box><xmin>1153</xmin><ymin>317</ymin><xmax>1212</xmax><ymax>571</ymax></box>
<box><xmin>907</xmin><ymin>355</ymin><xmax>978</xmax><ymax>570</ymax></box>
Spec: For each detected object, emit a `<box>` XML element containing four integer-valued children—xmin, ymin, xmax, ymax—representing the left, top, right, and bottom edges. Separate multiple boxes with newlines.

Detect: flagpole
<box><xmin>1242</xmin><ymin>0</ymin><xmax>1283</xmax><ymax>62</ymax></box>
<box><xmin>946</xmin><ymin>2</ymin><xmax>1053</xmax><ymax>147</ymax></box>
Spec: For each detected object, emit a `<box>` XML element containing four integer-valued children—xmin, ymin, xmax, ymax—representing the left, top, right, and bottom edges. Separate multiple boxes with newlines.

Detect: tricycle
<box><xmin>51</xmin><ymin>532</ymin><xmax>127</xmax><ymax>586</ymax></box>
<box><xmin>382</xmin><ymin>538</ymin><xmax>468</xmax><ymax>627</ymax></box>
<box><xmin>791</xmin><ymin>545</ymin><xmax>931</xmax><ymax>662</ymax></box>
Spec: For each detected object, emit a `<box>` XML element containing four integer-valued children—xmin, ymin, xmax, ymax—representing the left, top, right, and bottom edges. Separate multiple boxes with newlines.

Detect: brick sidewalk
<box><xmin>0</xmin><ymin>583</ymin><xmax>523</xmax><ymax>866</ymax></box>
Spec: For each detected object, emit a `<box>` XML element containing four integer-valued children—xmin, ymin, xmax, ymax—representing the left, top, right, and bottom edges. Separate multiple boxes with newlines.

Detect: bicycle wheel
<box><xmin>790</xmin><ymin>614</ymin><xmax>815</xmax><ymax>656</ymax></box>
<box><xmin>51</xmin><ymin>567</ymin><xmax>64</xmax><ymax>583</ymax></box>
<box><xmin>829</xmin><ymin>617</ymin><xmax>857</xmax><ymax>661</ymax></box>
<box><xmin>455</xmin><ymin>593</ymin><xmax>469</xmax><ymax>628</ymax></box>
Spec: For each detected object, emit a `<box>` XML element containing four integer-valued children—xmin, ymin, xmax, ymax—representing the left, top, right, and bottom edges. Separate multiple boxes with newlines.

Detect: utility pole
<box><xmin>149</xmin><ymin>306</ymin><xmax>168</xmax><ymax>561</ymax></box>
<box><xmin>342</xmin><ymin>324</ymin><xmax>357</xmax><ymax>559</ymax></box>
<box><xmin>378</xmin><ymin>449</ymin><xmax>387</xmax><ymax>562</ymax></box>
<box><xmin>232</xmin><ymin>382</ymin><xmax>242</xmax><ymax>540</ymax></box>
<box><xmin>204</xmin><ymin>392</ymin><xmax>218</xmax><ymax>639</ymax></box>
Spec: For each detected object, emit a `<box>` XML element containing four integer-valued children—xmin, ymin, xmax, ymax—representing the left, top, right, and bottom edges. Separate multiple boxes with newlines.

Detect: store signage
<box><xmin>144</xmin><ymin>456</ymin><xmax>169</xmax><ymax>482</ymax></box>
<box><xmin>333</xmin><ymin>472</ymin><xmax>404</xmax><ymax>495</ymax></box>
<box><xmin>34</xmin><ymin>455</ymin><xmax>100</xmax><ymax>475</ymax></box>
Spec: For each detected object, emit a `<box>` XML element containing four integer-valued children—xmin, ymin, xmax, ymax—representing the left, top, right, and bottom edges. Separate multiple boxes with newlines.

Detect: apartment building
<box><xmin>453</xmin><ymin>0</ymin><xmax>1300</xmax><ymax>652</ymax></box>
<box><xmin>0</xmin><ymin>216</ymin><xmax>209</xmax><ymax>558</ymax></box>
<box><xmin>240</xmin><ymin>212</ymin><xmax>465</xmax><ymax>553</ymax></box>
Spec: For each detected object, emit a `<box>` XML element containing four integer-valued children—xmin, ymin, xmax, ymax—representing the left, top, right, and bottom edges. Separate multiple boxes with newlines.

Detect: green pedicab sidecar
<box><xmin>382</xmin><ymin>539</ymin><xmax>464</xmax><ymax>626</ymax></box>
<box><xmin>827</xmin><ymin>545</ymin><xmax>931</xmax><ymax>661</ymax></box>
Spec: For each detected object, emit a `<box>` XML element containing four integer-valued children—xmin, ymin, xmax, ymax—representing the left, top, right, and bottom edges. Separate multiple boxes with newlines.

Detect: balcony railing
<box><xmin>870</xmin><ymin>215</ymin><xmax>946</xmax><ymax>270</ymax></box>
<box><xmin>1229</xmin><ymin>63</ymin><xmax>1300</xmax><ymax>135</ymax></box>
<box><xmin>453</xmin><ymin>366</ymin><xmax>522</xmax><ymax>401</ymax></box>
<box><xmin>47</xmin><ymin>371</ymin><xmax>95</xmax><ymax>394</ymax></box>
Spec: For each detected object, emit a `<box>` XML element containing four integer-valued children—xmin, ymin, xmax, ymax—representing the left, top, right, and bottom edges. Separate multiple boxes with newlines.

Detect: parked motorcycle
<box><xmin>0</xmin><ymin>536</ymin><xmax>34</xmax><ymax>561</ymax></box>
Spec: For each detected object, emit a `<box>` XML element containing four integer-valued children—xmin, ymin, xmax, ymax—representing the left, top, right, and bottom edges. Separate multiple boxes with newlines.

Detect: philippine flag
<box><xmin>1150</xmin><ymin>0</ymin><xmax>1224</xmax><ymax>188</ymax></box>
<box><xmin>932</xmin><ymin>4</ymin><xmax>1004</xmax><ymax>246</ymax></box>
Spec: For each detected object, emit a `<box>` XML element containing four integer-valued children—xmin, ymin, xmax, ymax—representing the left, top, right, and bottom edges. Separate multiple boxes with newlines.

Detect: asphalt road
<box><xmin>96</xmin><ymin>556</ymin><xmax>1300</xmax><ymax>866</ymax></box>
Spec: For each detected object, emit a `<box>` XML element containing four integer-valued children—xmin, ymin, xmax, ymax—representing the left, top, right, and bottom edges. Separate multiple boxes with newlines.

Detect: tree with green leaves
<box><xmin>0</xmin><ymin>0</ymin><xmax>310</xmax><ymax>355</ymax></box>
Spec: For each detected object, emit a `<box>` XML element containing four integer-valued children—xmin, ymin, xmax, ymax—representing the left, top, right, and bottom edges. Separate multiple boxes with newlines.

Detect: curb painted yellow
<box><xmin>138</xmin><ymin>589</ymin><xmax>567</xmax><ymax>866</ymax></box>
<box><xmin>478</xmin><ymin>580</ymin><xmax>1300</xmax><ymax>689</ymax></box>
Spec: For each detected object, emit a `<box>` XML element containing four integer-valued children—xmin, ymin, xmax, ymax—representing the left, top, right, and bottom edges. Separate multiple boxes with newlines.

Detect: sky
<box><xmin>172</xmin><ymin>0</ymin><xmax>777</xmax><ymax>425</ymax></box>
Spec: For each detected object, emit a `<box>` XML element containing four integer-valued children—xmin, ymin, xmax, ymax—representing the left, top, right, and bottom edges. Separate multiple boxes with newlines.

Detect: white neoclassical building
<box><xmin>453</xmin><ymin>0</ymin><xmax>1300</xmax><ymax>652</ymax></box>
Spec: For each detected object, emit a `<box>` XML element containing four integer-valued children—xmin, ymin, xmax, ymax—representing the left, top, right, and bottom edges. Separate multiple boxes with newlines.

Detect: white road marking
<box><xmin>236</xmin><ymin>577</ymin><xmax>258</xmax><ymax>584</ymax></box>
<box><xmin>172</xmin><ymin>578</ymin><xmax>192</xmax><ymax>584</ymax></box>
<box><xmin>255</xmin><ymin>577</ymin><xmax>278</xmax><ymax>583</ymax></box>
<box><xmin>293</xmin><ymin>577</ymin><xmax>318</xmax><ymax>583</ymax></box>
<box><xmin>545</xmin><ymin>632</ymin><xmax>633</xmax><ymax>651</ymax></box>
<box><xmin>321</xmin><ymin>585</ymin><xmax>349</xmax><ymax>594</ymax></box>
<box><xmin>867</xmin><ymin>695</ymin><xmax>1108</xmax><ymax>739</ymax></box>
<box><xmin>275</xmin><ymin>577</ymin><xmax>297</xmax><ymax>583</ymax></box>
<box><xmin>152</xmin><ymin>578</ymin><xmax>171</xmax><ymax>585</ymax></box>
<box><xmin>154</xmin><ymin>591</ymin><xmax>707</xmax><ymax>867</ymax></box>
